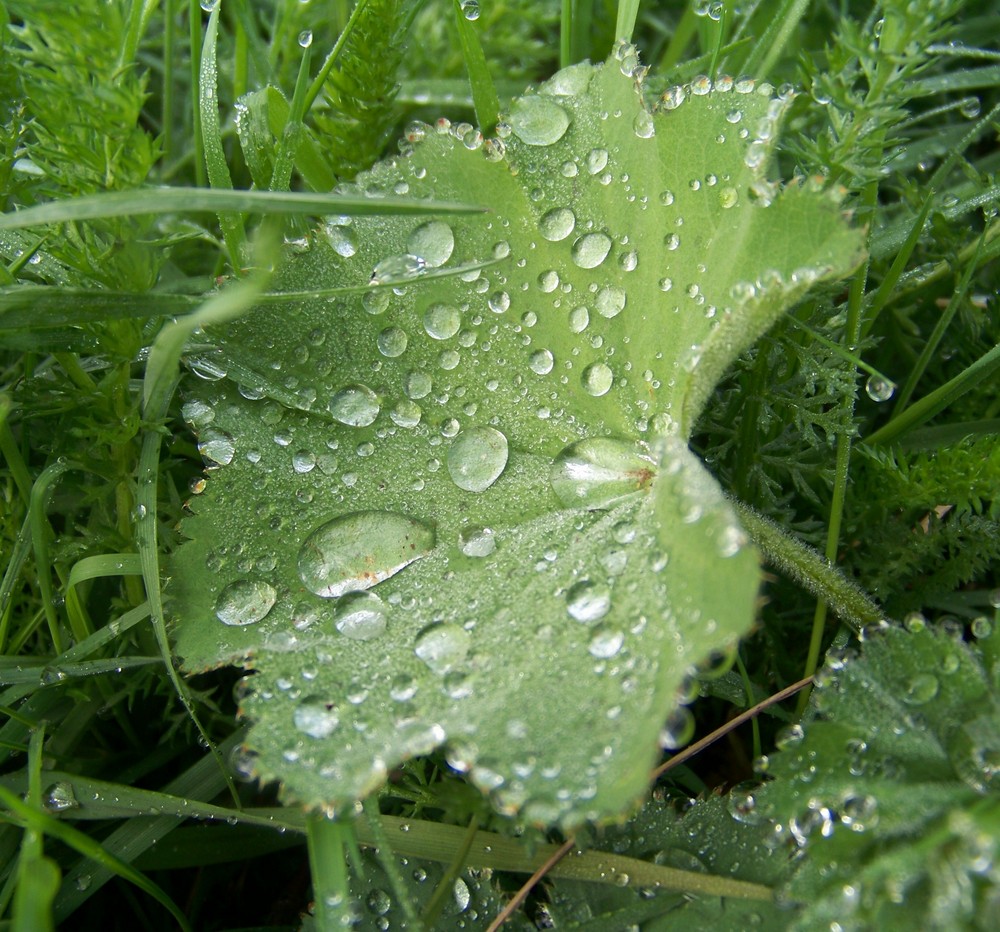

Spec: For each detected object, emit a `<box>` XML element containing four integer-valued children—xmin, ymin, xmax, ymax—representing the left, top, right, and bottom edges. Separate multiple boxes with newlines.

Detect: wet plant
<box><xmin>1</xmin><ymin>1</ymin><xmax>998</xmax><ymax>929</ymax></box>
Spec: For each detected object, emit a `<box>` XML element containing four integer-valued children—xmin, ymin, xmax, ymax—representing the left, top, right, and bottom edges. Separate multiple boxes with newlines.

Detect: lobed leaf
<box><xmin>170</xmin><ymin>48</ymin><xmax>863</xmax><ymax>826</ymax></box>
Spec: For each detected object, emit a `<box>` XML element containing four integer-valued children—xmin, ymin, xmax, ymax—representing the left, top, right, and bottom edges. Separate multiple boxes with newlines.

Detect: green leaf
<box><xmin>753</xmin><ymin>621</ymin><xmax>1000</xmax><ymax>930</ymax></box>
<box><xmin>170</xmin><ymin>49</ymin><xmax>863</xmax><ymax>826</ymax></box>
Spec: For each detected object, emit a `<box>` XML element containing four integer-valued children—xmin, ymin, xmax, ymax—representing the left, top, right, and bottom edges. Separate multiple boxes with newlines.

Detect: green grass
<box><xmin>1</xmin><ymin>1</ymin><xmax>999</xmax><ymax>929</ymax></box>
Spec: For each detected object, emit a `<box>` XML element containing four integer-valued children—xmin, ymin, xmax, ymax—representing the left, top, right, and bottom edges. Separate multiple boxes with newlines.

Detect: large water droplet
<box><xmin>581</xmin><ymin>362</ymin><xmax>613</xmax><ymax>396</ymax></box>
<box><xmin>329</xmin><ymin>384</ymin><xmax>380</xmax><ymax>426</ymax></box>
<box><xmin>571</xmin><ymin>232</ymin><xmax>612</xmax><ymax>269</ymax></box>
<box><xmin>538</xmin><ymin>207</ymin><xmax>576</xmax><ymax>241</ymax></box>
<box><xmin>529</xmin><ymin>349</ymin><xmax>554</xmax><ymax>374</ymax></box>
<box><xmin>415</xmin><ymin>623</ymin><xmax>471</xmax><ymax>674</ymax></box>
<box><xmin>447</xmin><ymin>427</ymin><xmax>509</xmax><ymax>492</ymax></box>
<box><xmin>510</xmin><ymin>95</ymin><xmax>571</xmax><ymax>146</ymax></box>
<box><xmin>334</xmin><ymin>591</ymin><xmax>389</xmax><ymax>640</ymax></box>
<box><xmin>865</xmin><ymin>374</ymin><xmax>895</xmax><ymax>402</ymax></box>
<box><xmin>633</xmin><ymin>110</ymin><xmax>655</xmax><ymax>138</ymax></box>
<box><xmin>423</xmin><ymin>303</ymin><xmax>461</xmax><ymax>340</ymax></box>
<box><xmin>589</xmin><ymin>625</ymin><xmax>624</xmax><ymax>658</ymax></box>
<box><xmin>407</xmin><ymin>221</ymin><xmax>455</xmax><ymax>268</ymax></box>
<box><xmin>298</xmin><ymin>511</ymin><xmax>435</xmax><ymax>598</ymax></box>
<box><xmin>566</xmin><ymin>579</ymin><xmax>611</xmax><ymax>624</ymax></box>
<box><xmin>293</xmin><ymin>696</ymin><xmax>339</xmax><ymax>739</ymax></box>
<box><xmin>550</xmin><ymin>437</ymin><xmax>655</xmax><ymax>509</ymax></box>
<box><xmin>595</xmin><ymin>285</ymin><xmax>626</xmax><ymax>318</ymax></box>
<box><xmin>198</xmin><ymin>429</ymin><xmax>236</xmax><ymax>466</ymax></box>
<box><xmin>377</xmin><ymin>327</ymin><xmax>408</xmax><ymax>357</ymax></box>
<box><xmin>325</xmin><ymin>224</ymin><xmax>357</xmax><ymax>257</ymax></box>
<box><xmin>215</xmin><ymin>579</ymin><xmax>277</xmax><ymax>626</ymax></box>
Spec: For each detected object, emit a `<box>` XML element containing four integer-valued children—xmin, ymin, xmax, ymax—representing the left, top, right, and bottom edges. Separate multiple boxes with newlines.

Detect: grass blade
<box><xmin>452</xmin><ymin>0</ymin><xmax>500</xmax><ymax>134</ymax></box>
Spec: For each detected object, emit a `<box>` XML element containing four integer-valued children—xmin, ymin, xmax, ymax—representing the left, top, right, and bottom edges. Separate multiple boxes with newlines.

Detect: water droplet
<box><xmin>334</xmin><ymin>591</ymin><xmax>389</xmax><ymax>640</ymax></box>
<box><xmin>294</xmin><ymin>696</ymin><xmax>338</xmax><ymax>738</ymax></box>
<box><xmin>581</xmin><ymin>362</ymin><xmax>613</xmax><ymax>396</ymax></box>
<box><xmin>44</xmin><ymin>782</ymin><xmax>79</xmax><ymax>812</ymax></box>
<box><xmin>215</xmin><ymin>579</ymin><xmax>277</xmax><ymax>626</ymax></box>
<box><xmin>571</xmin><ymin>232</ymin><xmax>612</xmax><ymax>269</ymax></box>
<box><xmin>298</xmin><ymin>29</ymin><xmax>313</xmax><ymax>48</ymax></box>
<box><xmin>529</xmin><ymin>349</ymin><xmax>554</xmax><ymax>374</ymax></box>
<box><xmin>588</xmin><ymin>626</ymin><xmax>624</xmax><ymax>658</ymax></box>
<box><xmin>459</xmin><ymin>0</ymin><xmax>480</xmax><ymax>21</ymax></box>
<box><xmin>509</xmin><ymin>95</ymin><xmax>571</xmax><ymax>146</ymax></box>
<box><xmin>902</xmin><ymin>672</ymin><xmax>939</xmax><ymax>705</ymax></box>
<box><xmin>198</xmin><ymin>429</ymin><xmax>236</xmax><ymax>466</ymax></box>
<box><xmin>568</xmin><ymin>305</ymin><xmax>590</xmax><ymax>332</ymax></box>
<box><xmin>550</xmin><ymin>437</ymin><xmax>655</xmax><ymax>509</ymax></box>
<box><xmin>405</xmin><ymin>370</ymin><xmax>432</xmax><ymax>399</ymax></box>
<box><xmin>659</xmin><ymin>706</ymin><xmax>695</xmax><ymax>749</ymax></box>
<box><xmin>363</xmin><ymin>290</ymin><xmax>390</xmax><ymax>315</ymax></box>
<box><xmin>633</xmin><ymin>110</ymin><xmax>655</xmax><ymax>138</ymax></box>
<box><xmin>423</xmin><ymin>302</ymin><xmax>461</xmax><ymax>339</ymax></box>
<box><xmin>325</xmin><ymin>224</ymin><xmax>357</xmax><ymax>258</ymax></box>
<box><xmin>566</xmin><ymin>580</ymin><xmax>611</xmax><ymax>623</ymax></box>
<box><xmin>371</xmin><ymin>253</ymin><xmax>426</xmax><ymax>285</ymax></box>
<box><xmin>458</xmin><ymin>525</ymin><xmax>496</xmax><ymax>557</ymax></box>
<box><xmin>415</xmin><ymin>623</ymin><xmax>471</xmax><ymax>674</ymax></box>
<box><xmin>377</xmin><ymin>327</ymin><xmax>408</xmax><ymax>357</ymax></box>
<box><xmin>960</xmin><ymin>96</ymin><xmax>981</xmax><ymax>119</ymax></box>
<box><xmin>407</xmin><ymin>221</ymin><xmax>455</xmax><ymax>268</ymax></box>
<box><xmin>586</xmin><ymin>148</ymin><xmax>609</xmax><ymax>174</ymax></box>
<box><xmin>298</xmin><ymin>511</ymin><xmax>435</xmax><ymax>598</ymax></box>
<box><xmin>865</xmin><ymin>374</ymin><xmax>895</xmax><ymax>402</ymax></box>
<box><xmin>447</xmin><ymin>427</ymin><xmax>509</xmax><ymax>492</ymax></box>
<box><xmin>487</xmin><ymin>290</ymin><xmax>510</xmax><ymax>313</ymax></box>
<box><xmin>719</xmin><ymin>186</ymin><xmax>739</xmax><ymax>208</ymax></box>
<box><xmin>595</xmin><ymin>285</ymin><xmax>626</xmax><ymax>318</ymax></box>
<box><xmin>539</xmin><ymin>207</ymin><xmax>576</xmax><ymax>241</ymax></box>
<box><xmin>664</xmin><ymin>232</ymin><xmax>680</xmax><ymax>251</ymax></box>
<box><xmin>329</xmin><ymin>384</ymin><xmax>380</xmax><ymax>426</ymax></box>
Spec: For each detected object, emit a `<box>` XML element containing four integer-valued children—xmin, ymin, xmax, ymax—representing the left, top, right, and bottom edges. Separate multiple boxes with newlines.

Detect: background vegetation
<box><xmin>0</xmin><ymin>0</ymin><xmax>998</xmax><ymax>928</ymax></box>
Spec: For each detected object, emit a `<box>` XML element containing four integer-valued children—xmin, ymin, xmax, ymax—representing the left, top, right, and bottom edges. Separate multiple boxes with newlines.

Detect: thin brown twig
<box><xmin>485</xmin><ymin>835</ymin><xmax>577</xmax><ymax>932</ymax></box>
<box><xmin>652</xmin><ymin>675</ymin><xmax>814</xmax><ymax>780</ymax></box>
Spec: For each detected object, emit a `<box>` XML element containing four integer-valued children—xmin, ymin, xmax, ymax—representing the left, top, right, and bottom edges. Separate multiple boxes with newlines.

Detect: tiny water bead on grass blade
<box><xmin>171</xmin><ymin>43</ymin><xmax>862</xmax><ymax>826</ymax></box>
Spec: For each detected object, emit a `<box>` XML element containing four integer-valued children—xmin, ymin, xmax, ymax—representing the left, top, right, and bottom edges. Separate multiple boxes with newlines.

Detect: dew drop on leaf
<box><xmin>864</xmin><ymin>374</ymin><xmax>894</xmax><ymax>402</ymax></box>
<box><xmin>294</xmin><ymin>696</ymin><xmax>339</xmax><ymax>738</ymax></box>
<box><xmin>334</xmin><ymin>591</ymin><xmax>389</xmax><ymax>640</ymax></box>
<box><xmin>370</xmin><ymin>253</ymin><xmax>426</xmax><ymax>285</ymax></box>
<box><xmin>446</xmin><ymin>427</ymin><xmax>509</xmax><ymax>492</ymax></box>
<box><xmin>324</xmin><ymin>223</ymin><xmax>357</xmax><ymax>258</ymax></box>
<box><xmin>414</xmin><ymin>622</ymin><xmax>471</xmax><ymax>674</ymax></box>
<box><xmin>458</xmin><ymin>525</ymin><xmax>496</xmax><ymax>557</ymax></box>
<box><xmin>329</xmin><ymin>384</ymin><xmax>380</xmax><ymax>426</ymax></box>
<box><xmin>538</xmin><ymin>207</ymin><xmax>576</xmax><ymax>241</ymax></box>
<box><xmin>198</xmin><ymin>429</ymin><xmax>236</xmax><ymax>466</ymax></box>
<box><xmin>407</xmin><ymin>221</ymin><xmax>455</xmax><ymax>268</ymax></box>
<box><xmin>377</xmin><ymin>326</ymin><xmax>408</xmax><ymax>357</ymax></box>
<box><xmin>581</xmin><ymin>362</ymin><xmax>614</xmax><ymax>396</ymax></box>
<box><xmin>588</xmin><ymin>625</ymin><xmax>625</xmax><ymax>658</ymax></box>
<box><xmin>565</xmin><ymin>579</ymin><xmax>611</xmax><ymax>623</ymax></box>
<box><xmin>529</xmin><ymin>349</ymin><xmax>555</xmax><ymax>374</ymax></box>
<box><xmin>902</xmin><ymin>672</ymin><xmax>939</xmax><ymax>705</ymax></box>
<box><xmin>509</xmin><ymin>95</ymin><xmax>571</xmax><ymax>146</ymax></box>
<box><xmin>595</xmin><ymin>284</ymin><xmax>626</xmax><ymax>318</ymax></box>
<box><xmin>571</xmin><ymin>232</ymin><xmax>613</xmax><ymax>269</ymax></box>
<box><xmin>215</xmin><ymin>578</ymin><xmax>277</xmax><ymax>626</ymax></box>
<box><xmin>550</xmin><ymin>437</ymin><xmax>655</xmax><ymax>509</ymax></box>
<box><xmin>423</xmin><ymin>303</ymin><xmax>462</xmax><ymax>340</ymax></box>
<box><xmin>297</xmin><ymin>511</ymin><xmax>436</xmax><ymax>598</ymax></box>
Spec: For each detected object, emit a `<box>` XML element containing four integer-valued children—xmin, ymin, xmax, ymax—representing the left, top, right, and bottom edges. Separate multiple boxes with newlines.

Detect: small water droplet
<box><xmin>581</xmin><ymin>362</ymin><xmax>613</xmax><ymax>396</ymax></box>
<box><xmin>325</xmin><ymin>224</ymin><xmax>357</xmax><ymax>257</ymax></box>
<box><xmin>595</xmin><ymin>285</ymin><xmax>626</xmax><ymax>318</ymax></box>
<box><xmin>586</xmin><ymin>148</ymin><xmax>609</xmax><ymax>174</ymax></box>
<box><xmin>215</xmin><ymin>579</ymin><xmax>277</xmax><ymax>626</ymax></box>
<box><xmin>459</xmin><ymin>0</ymin><xmax>480</xmax><ymax>20</ymax></box>
<box><xmin>633</xmin><ymin>110</ymin><xmax>655</xmax><ymax>138</ymax></box>
<box><xmin>298</xmin><ymin>29</ymin><xmax>313</xmax><ymax>48</ymax></box>
<box><xmin>371</xmin><ymin>253</ymin><xmax>426</xmax><ymax>285</ymax></box>
<box><xmin>902</xmin><ymin>672</ymin><xmax>939</xmax><ymax>705</ymax></box>
<box><xmin>588</xmin><ymin>626</ymin><xmax>624</xmax><ymax>658</ymax></box>
<box><xmin>298</xmin><ymin>511</ymin><xmax>435</xmax><ymax>598</ymax></box>
<box><xmin>568</xmin><ymin>305</ymin><xmax>590</xmax><ymax>332</ymax></box>
<box><xmin>44</xmin><ymin>781</ymin><xmax>80</xmax><ymax>812</ymax></box>
<box><xmin>198</xmin><ymin>429</ymin><xmax>236</xmax><ymax>466</ymax></box>
<box><xmin>415</xmin><ymin>623</ymin><xmax>471</xmax><ymax>674</ymax></box>
<box><xmin>865</xmin><ymin>374</ymin><xmax>895</xmax><ymax>402</ymax></box>
<box><xmin>446</xmin><ymin>427</ymin><xmax>509</xmax><ymax>492</ymax></box>
<box><xmin>718</xmin><ymin>186</ymin><xmax>739</xmax><ymax>208</ymax></box>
